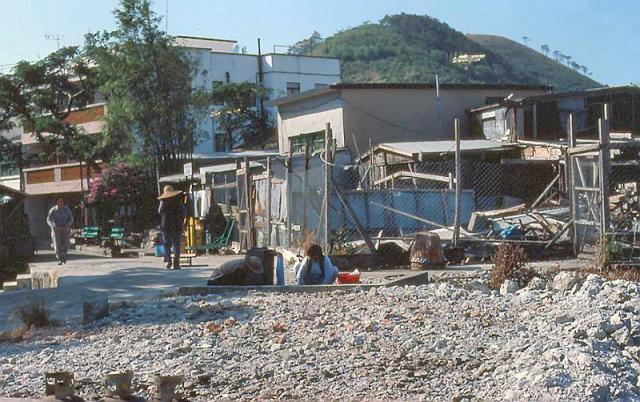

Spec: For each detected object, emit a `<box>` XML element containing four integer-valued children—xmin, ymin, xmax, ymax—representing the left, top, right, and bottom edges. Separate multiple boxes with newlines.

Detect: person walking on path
<box><xmin>158</xmin><ymin>185</ymin><xmax>187</xmax><ymax>270</ymax></box>
<box><xmin>47</xmin><ymin>197</ymin><xmax>74</xmax><ymax>265</ymax></box>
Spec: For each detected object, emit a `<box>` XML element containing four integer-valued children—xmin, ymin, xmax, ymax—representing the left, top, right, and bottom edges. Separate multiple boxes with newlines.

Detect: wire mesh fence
<box><xmin>245</xmin><ymin>117</ymin><xmax>639</xmax><ymax>264</ymax></box>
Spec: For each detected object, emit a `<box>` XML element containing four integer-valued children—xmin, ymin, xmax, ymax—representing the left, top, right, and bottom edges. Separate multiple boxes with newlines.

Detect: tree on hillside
<box><xmin>522</xmin><ymin>36</ymin><xmax>529</xmax><ymax>47</ymax></box>
<box><xmin>211</xmin><ymin>82</ymin><xmax>272</xmax><ymax>150</ymax></box>
<box><xmin>0</xmin><ymin>47</ymin><xmax>100</xmax><ymax>176</ymax></box>
<box><xmin>540</xmin><ymin>44</ymin><xmax>550</xmax><ymax>57</ymax></box>
<box><xmin>85</xmin><ymin>0</ymin><xmax>208</xmax><ymax>174</ymax></box>
<box><xmin>291</xmin><ymin>31</ymin><xmax>323</xmax><ymax>55</ymax></box>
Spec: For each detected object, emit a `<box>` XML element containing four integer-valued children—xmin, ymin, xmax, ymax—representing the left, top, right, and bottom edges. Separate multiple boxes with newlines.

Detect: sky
<box><xmin>0</xmin><ymin>0</ymin><xmax>638</xmax><ymax>86</ymax></box>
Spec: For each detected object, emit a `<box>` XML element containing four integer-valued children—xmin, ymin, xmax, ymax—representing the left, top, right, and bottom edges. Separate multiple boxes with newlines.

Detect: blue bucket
<box><xmin>154</xmin><ymin>245</ymin><xmax>165</xmax><ymax>257</ymax></box>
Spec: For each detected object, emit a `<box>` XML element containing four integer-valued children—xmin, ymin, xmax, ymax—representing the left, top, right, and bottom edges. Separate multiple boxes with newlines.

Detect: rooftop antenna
<box><xmin>45</xmin><ymin>34</ymin><xmax>63</xmax><ymax>49</ymax></box>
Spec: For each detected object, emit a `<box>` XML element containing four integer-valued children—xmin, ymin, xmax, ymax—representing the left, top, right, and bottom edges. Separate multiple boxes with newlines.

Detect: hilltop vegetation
<box><xmin>468</xmin><ymin>35</ymin><xmax>600</xmax><ymax>92</ymax></box>
<box><xmin>296</xmin><ymin>14</ymin><xmax>600</xmax><ymax>91</ymax></box>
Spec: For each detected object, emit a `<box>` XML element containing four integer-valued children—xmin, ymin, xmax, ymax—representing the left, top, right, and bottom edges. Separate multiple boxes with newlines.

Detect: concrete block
<box><xmin>82</xmin><ymin>297</ymin><xmax>110</xmax><ymax>325</ymax></box>
<box><xmin>16</xmin><ymin>274</ymin><xmax>32</xmax><ymax>290</ymax></box>
<box><xmin>2</xmin><ymin>281</ymin><xmax>18</xmax><ymax>291</ymax></box>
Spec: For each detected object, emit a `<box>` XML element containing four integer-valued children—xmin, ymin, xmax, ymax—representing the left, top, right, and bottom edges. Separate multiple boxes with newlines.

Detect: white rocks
<box><xmin>0</xmin><ymin>275</ymin><xmax>639</xmax><ymax>401</ymax></box>
<box><xmin>551</xmin><ymin>271</ymin><xmax>583</xmax><ymax>292</ymax></box>
<box><xmin>577</xmin><ymin>274</ymin><xmax>604</xmax><ymax>298</ymax></box>
<box><xmin>500</xmin><ymin>279</ymin><xmax>519</xmax><ymax>295</ymax></box>
<box><xmin>527</xmin><ymin>276</ymin><xmax>547</xmax><ymax>290</ymax></box>
<box><xmin>468</xmin><ymin>280</ymin><xmax>490</xmax><ymax>295</ymax></box>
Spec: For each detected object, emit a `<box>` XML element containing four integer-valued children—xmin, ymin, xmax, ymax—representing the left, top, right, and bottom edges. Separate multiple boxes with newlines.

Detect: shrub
<box><xmin>488</xmin><ymin>243</ymin><xmax>535</xmax><ymax>289</ymax></box>
<box><xmin>15</xmin><ymin>297</ymin><xmax>55</xmax><ymax>328</ymax></box>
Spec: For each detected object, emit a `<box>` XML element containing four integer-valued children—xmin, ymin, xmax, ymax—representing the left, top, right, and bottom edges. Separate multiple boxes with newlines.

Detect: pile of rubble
<box><xmin>1</xmin><ymin>270</ymin><xmax>639</xmax><ymax>401</ymax></box>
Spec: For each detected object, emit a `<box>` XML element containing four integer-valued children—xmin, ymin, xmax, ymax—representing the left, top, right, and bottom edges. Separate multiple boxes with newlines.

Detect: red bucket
<box><xmin>337</xmin><ymin>272</ymin><xmax>361</xmax><ymax>284</ymax></box>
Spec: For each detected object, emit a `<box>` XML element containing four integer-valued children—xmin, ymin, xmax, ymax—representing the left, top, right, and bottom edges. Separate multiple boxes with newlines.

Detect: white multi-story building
<box><xmin>176</xmin><ymin>36</ymin><xmax>341</xmax><ymax>153</ymax></box>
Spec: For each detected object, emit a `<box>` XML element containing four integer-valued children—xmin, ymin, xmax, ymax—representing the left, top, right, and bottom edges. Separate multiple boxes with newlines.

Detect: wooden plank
<box><xmin>567</xmin><ymin>144</ymin><xmax>601</xmax><ymax>155</ymax></box>
<box><xmin>373</xmin><ymin>171</ymin><xmax>455</xmax><ymax>186</ymax></box>
<box><xmin>531</xmin><ymin>172</ymin><xmax>560</xmax><ymax>209</ymax></box>
<box><xmin>467</xmin><ymin>203</ymin><xmax>527</xmax><ymax>232</ymax></box>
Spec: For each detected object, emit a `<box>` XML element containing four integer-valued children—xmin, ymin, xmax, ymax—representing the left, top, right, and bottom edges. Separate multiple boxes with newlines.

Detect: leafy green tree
<box><xmin>211</xmin><ymin>82</ymin><xmax>272</xmax><ymax>150</ymax></box>
<box><xmin>0</xmin><ymin>47</ymin><xmax>99</xmax><ymax>173</ymax></box>
<box><xmin>291</xmin><ymin>31</ymin><xmax>323</xmax><ymax>55</ymax></box>
<box><xmin>540</xmin><ymin>44</ymin><xmax>550</xmax><ymax>57</ymax></box>
<box><xmin>85</xmin><ymin>0</ymin><xmax>208</xmax><ymax>172</ymax></box>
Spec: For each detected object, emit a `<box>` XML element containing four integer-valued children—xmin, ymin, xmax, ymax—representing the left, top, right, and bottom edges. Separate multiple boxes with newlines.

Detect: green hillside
<box><xmin>301</xmin><ymin>14</ymin><xmax>600</xmax><ymax>91</ymax></box>
<box><xmin>468</xmin><ymin>34</ymin><xmax>600</xmax><ymax>92</ymax></box>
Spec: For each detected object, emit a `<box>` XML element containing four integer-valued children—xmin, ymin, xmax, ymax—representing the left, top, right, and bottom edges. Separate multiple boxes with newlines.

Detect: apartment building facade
<box><xmin>177</xmin><ymin>36</ymin><xmax>341</xmax><ymax>153</ymax></box>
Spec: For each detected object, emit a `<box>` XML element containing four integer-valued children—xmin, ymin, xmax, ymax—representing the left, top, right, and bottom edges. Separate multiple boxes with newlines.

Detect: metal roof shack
<box><xmin>360</xmin><ymin>139</ymin><xmax>520</xmax><ymax>163</ymax></box>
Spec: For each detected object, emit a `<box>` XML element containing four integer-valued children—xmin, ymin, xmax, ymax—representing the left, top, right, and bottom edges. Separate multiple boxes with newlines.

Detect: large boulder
<box><xmin>551</xmin><ymin>271</ymin><xmax>583</xmax><ymax>292</ymax></box>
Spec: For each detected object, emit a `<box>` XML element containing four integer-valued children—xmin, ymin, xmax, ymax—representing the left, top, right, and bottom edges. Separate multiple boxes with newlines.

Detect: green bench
<box><xmin>79</xmin><ymin>226</ymin><xmax>100</xmax><ymax>245</ymax></box>
<box><xmin>101</xmin><ymin>227</ymin><xmax>126</xmax><ymax>246</ymax></box>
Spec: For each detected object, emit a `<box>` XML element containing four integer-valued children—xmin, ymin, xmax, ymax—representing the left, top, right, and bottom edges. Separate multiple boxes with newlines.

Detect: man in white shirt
<box><xmin>47</xmin><ymin>197</ymin><xmax>74</xmax><ymax>265</ymax></box>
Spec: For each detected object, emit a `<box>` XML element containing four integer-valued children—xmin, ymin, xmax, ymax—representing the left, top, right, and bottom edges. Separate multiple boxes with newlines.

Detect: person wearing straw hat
<box><xmin>158</xmin><ymin>185</ymin><xmax>187</xmax><ymax>269</ymax></box>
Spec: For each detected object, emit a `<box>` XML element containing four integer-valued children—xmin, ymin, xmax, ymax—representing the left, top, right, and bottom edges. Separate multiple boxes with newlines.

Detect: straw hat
<box><xmin>157</xmin><ymin>185</ymin><xmax>183</xmax><ymax>200</ymax></box>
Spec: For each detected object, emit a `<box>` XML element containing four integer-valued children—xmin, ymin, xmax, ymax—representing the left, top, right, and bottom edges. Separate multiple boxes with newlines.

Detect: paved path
<box><xmin>0</xmin><ymin>251</ymin><xmax>239</xmax><ymax>331</ymax></box>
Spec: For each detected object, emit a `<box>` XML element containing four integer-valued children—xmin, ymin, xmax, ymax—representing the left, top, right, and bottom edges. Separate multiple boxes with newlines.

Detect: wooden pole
<box><xmin>286</xmin><ymin>153</ymin><xmax>292</xmax><ymax>248</ymax></box>
<box><xmin>323</xmin><ymin>122</ymin><xmax>332</xmax><ymax>248</ymax></box>
<box><xmin>453</xmin><ymin>118</ymin><xmax>461</xmax><ymax>248</ymax></box>
<box><xmin>532</xmin><ymin>103</ymin><xmax>538</xmax><ymax>139</ymax></box>
<box><xmin>244</xmin><ymin>157</ymin><xmax>254</xmax><ymax>250</ymax></box>
<box><xmin>598</xmin><ymin>117</ymin><xmax>611</xmax><ymax>239</ymax></box>
<box><xmin>302</xmin><ymin>145</ymin><xmax>309</xmax><ymax>238</ymax></box>
<box><xmin>266</xmin><ymin>156</ymin><xmax>272</xmax><ymax>248</ymax></box>
<box><xmin>567</xmin><ymin>114</ymin><xmax>578</xmax><ymax>255</ymax></box>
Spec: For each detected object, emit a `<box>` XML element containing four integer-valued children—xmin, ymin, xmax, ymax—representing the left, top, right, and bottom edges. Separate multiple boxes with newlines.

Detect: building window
<box><xmin>290</xmin><ymin>131</ymin><xmax>325</xmax><ymax>154</ymax></box>
<box><xmin>286</xmin><ymin>82</ymin><xmax>301</xmax><ymax>96</ymax></box>
<box><xmin>314</xmin><ymin>83</ymin><xmax>328</xmax><ymax>89</ymax></box>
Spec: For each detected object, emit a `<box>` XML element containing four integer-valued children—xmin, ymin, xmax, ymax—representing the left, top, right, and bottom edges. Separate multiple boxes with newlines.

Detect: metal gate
<box><xmin>569</xmin><ymin>117</ymin><xmax>610</xmax><ymax>256</ymax></box>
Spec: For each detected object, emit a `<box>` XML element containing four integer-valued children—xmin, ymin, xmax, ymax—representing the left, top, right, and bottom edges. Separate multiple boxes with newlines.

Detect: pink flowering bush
<box><xmin>87</xmin><ymin>155</ymin><xmax>157</xmax><ymax>231</ymax></box>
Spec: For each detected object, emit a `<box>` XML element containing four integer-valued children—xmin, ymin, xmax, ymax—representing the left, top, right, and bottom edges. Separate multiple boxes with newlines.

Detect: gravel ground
<box><xmin>1</xmin><ymin>271</ymin><xmax>640</xmax><ymax>401</ymax></box>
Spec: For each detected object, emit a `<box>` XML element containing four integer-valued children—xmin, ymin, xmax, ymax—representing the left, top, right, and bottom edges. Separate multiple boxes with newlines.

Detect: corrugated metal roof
<box><xmin>372</xmin><ymin>139</ymin><xmax>519</xmax><ymax>160</ymax></box>
<box><xmin>199</xmin><ymin>161</ymin><xmax>262</xmax><ymax>175</ymax></box>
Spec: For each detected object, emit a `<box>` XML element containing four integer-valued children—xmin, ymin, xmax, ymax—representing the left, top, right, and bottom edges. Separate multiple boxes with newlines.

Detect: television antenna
<box><xmin>45</xmin><ymin>34</ymin><xmax>63</xmax><ymax>49</ymax></box>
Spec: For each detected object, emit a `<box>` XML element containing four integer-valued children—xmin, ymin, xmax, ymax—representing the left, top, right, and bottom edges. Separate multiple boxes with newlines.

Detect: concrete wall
<box><xmin>263</xmin><ymin>55</ymin><xmax>340</xmax><ymax>99</ymax></box>
<box><xmin>276</xmin><ymin>92</ymin><xmax>345</xmax><ymax>154</ymax></box>
<box><xmin>341</xmin><ymin>88</ymin><xmax>547</xmax><ymax>155</ymax></box>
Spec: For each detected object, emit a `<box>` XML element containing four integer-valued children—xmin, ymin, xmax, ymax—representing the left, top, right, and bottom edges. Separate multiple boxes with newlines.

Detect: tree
<box><xmin>211</xmin><ymin>82</ymin><xmax>272</xmax><ymax>150</ymax></box>
<box><xmin>85</xmin><ymin>0</ymin><xmax>208</xmax><ymax>173</ymax></box>
<box><xmin>0</xmin><ymin>47</ymin><xmax>99</xmax><ymax>173</ymax></box>
<box><xmin>522</xmin><ymin>36</ymin><xmax>530</xmax><ymax>47</ymax></box>
<box><xmin>290</xmin><ymin>31</ymin><xmax>323</xmax><ymax>55</ymax></box>
<box><xmin>540</xmin><ymin>44</ymin><xmax>550</xmax><ymax>57</ymax></box>
<box><xmin>87</xmin><ymin>153</ymin><xmax>157</xmax><ymax>231</ymax></box>
<box><xmin>552</xmin><ymin>50</ymin><xmax>561</xmax><ymax>62</ymax></box>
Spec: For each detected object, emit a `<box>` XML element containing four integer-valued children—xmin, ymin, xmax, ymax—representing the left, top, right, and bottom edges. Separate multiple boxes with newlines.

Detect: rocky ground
<box><xmin>1</xmin><ymin>271</ymin><xmax>640</xmax><ymax>401</ymax></box>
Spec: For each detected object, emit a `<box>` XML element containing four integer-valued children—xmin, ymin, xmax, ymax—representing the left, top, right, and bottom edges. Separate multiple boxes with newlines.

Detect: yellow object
<box><xmin>184</xmin><ymin>216</ymin><xmax>203</xmax><ymax>250</ymax></box>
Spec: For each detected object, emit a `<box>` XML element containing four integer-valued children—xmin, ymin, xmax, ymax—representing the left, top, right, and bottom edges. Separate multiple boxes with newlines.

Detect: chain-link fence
<box><xmin>242</xmin><ymin>119</ymin><xmax>639</xmax><ymax>264</ymax></box>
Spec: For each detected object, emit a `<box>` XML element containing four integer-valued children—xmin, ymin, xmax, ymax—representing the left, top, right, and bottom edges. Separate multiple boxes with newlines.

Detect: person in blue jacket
<box><xmin>295</xmin><ymin>244</ymin><xmax>339</xmax><ymax>285</ymax></box>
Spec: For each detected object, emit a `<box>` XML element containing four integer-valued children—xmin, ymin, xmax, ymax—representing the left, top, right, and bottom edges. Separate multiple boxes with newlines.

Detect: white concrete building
<box><xmin>177</xmin><ymin>36</ymin><xmax>341</xmax><ymax>153</ymax></box>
